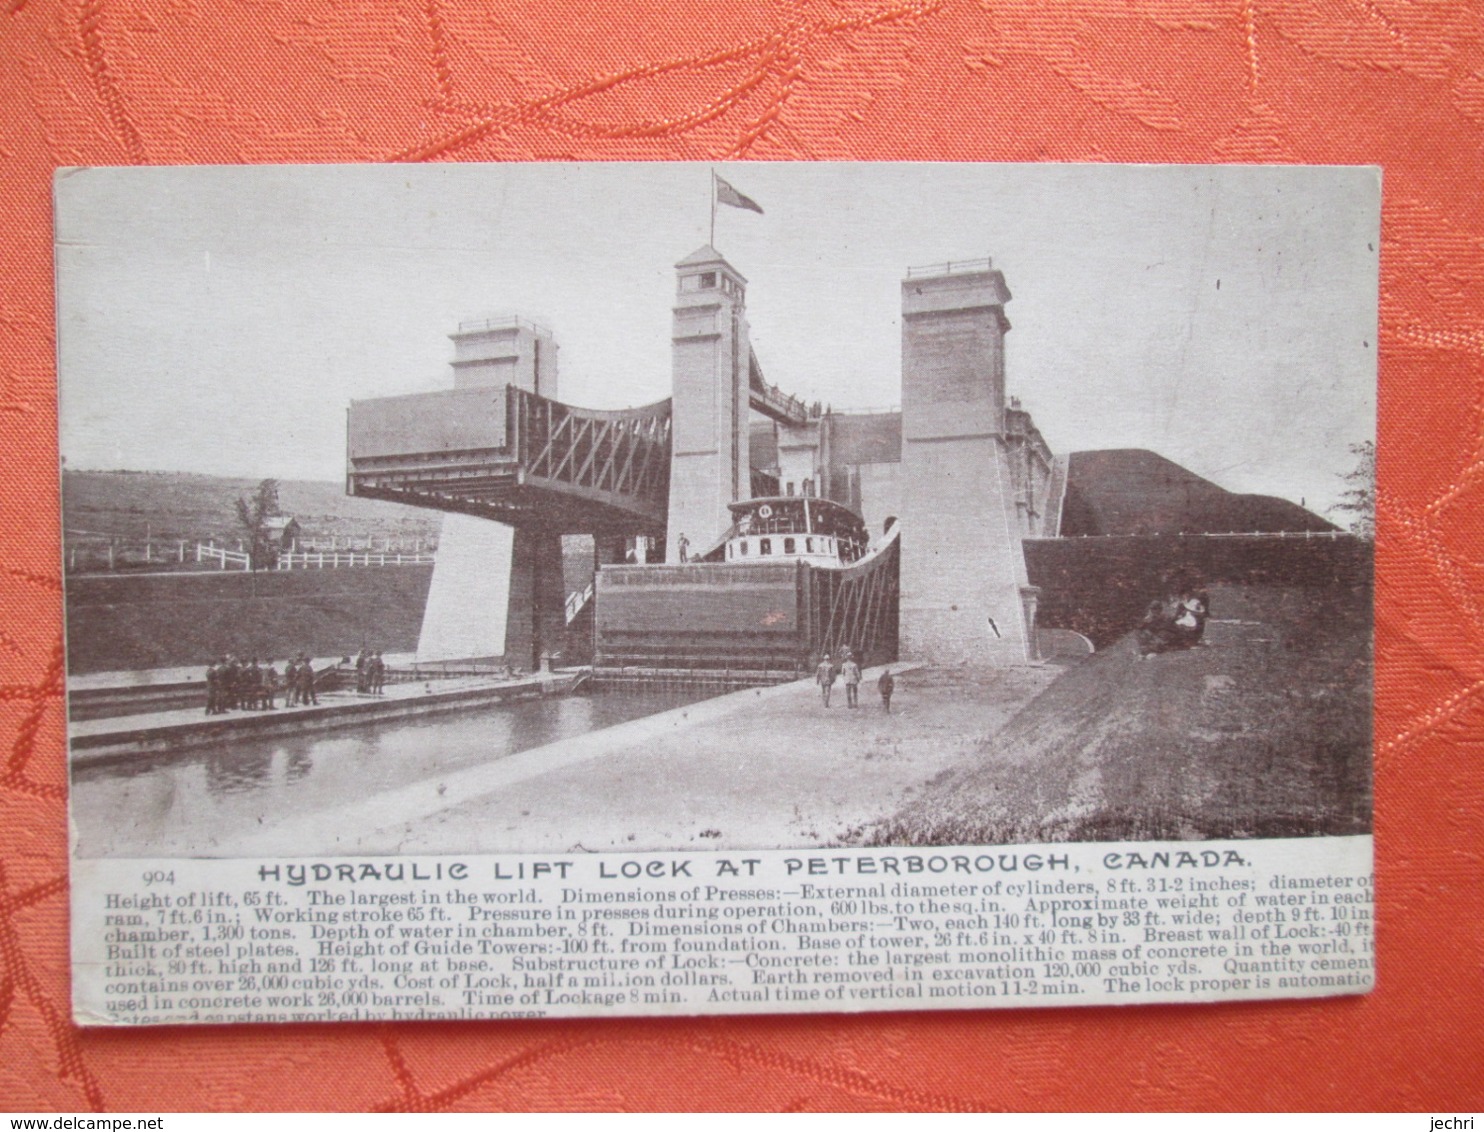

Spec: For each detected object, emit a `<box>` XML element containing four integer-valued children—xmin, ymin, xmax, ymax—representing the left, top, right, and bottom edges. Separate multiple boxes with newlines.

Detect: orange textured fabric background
<box><xmin>3</xmin><ymin>0</ymin><xmax>1482</xmax><ymax>1112</ymax></box>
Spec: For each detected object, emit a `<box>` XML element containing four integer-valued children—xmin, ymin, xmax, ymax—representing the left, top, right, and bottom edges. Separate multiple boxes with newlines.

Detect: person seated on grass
<box><xmin>1137</xmin><ymin>582</ymin><xmax>1211</xmax><ymax>657</ymax></box>
<box><xmin>1171</xmin><ymin>585</ymin><xmax>1210</xmax><ymax>648</ymax></box>
<box><xmin>1136</xmin><ymin>599</ymin><xmax>1173</xmax><ymax>657</ymax></box>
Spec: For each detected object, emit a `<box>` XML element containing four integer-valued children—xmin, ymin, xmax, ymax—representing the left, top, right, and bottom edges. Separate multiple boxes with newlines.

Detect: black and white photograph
<box><xmin>58</xmin><ymin>162</ymin><xmax>1375</xmax><ymax>865</ymax></box>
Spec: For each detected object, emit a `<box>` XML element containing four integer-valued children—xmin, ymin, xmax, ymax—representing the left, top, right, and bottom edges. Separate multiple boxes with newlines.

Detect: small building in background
<box><xmin>263</xmin><ymin>515</ymin><xmax>302</xmax><ymax>549</ymax></box>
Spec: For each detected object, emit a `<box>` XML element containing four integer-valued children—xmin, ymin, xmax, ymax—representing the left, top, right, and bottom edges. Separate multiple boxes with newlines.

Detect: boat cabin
<box><xmin>721</xmin><ymin>496</ymin><xmax>869</xmax><ymax>567</ymax></box>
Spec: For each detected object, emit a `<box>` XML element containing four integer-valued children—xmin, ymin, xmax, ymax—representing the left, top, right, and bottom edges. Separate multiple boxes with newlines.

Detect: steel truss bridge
<box><xmin>347</xmin><ymin>351</ymin><xmax>814</xmax><ymax>538</ymax></box>
<box><xmin>348</xmin><ymin>385</ymin><xmax>673</xmax><ymax>536</ymax></box>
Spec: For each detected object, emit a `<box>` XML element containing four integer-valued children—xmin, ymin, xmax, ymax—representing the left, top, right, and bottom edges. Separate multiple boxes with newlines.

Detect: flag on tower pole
<box><xmin>711</xmin><ymin>170</ymin><xmax>763</xmax><ymax>245</ymax></box>
<box><xmin>715</xmin><ymin>173</ymin><xmax>764</xmax><ymax>214</ymax></box>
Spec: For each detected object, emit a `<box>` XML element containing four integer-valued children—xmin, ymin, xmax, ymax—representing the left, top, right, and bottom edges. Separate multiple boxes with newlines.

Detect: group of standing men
<box><xmin>815</xmin><ymin>649</ymin><xmax>895</xmax><ymax>712</ymax></box>
<box><xmin>204</xmin><ymin>655</ymin><xmax>320</xmax><ymax>715</ymax></box>
<box><xmin>354</xmin><ymin>649</ymin><xmax>387</xmax><ymax>695</ymax></box>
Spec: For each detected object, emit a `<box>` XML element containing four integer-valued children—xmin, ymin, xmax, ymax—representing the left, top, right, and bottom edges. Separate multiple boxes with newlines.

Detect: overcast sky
<box><xmin>55</xmin><ymin>162</ymin><xmax>1378</xmax><ymax>515</ymax></box>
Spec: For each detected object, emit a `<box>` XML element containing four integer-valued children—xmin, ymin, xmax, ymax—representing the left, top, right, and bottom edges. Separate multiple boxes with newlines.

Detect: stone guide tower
<box><xmin>449</xmin><ymin>317</ymin><xmax>558</xmax><ymax>396</ymax></box>
<box><xmin>898</xmin><ymin>260</ymin><xmax>1040</xmax><ymax>664</ymax></box>
<box><xmin>416</xmin><ymin>317</ymin><xmax>565</xmax><ymax>666</ymax></box>
<box><xmin>665</xmin><ymin>246</ymin><xmax>752</xmax><ymax>561</ymax></box>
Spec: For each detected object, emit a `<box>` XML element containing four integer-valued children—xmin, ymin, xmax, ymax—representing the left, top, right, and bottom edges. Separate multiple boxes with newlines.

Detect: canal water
<box><xmin>71</xmin><ymin>688</ymin><xmax>712</xmax><ymax>859</ymax></box>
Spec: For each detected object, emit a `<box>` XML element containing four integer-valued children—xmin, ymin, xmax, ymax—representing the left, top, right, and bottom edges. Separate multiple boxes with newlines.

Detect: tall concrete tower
<box><xmin>899</xmin><ymin>260</ymin><xmax>1039</xmax><ymax>665</ymax></box>
<box><xmin>416</xmin><ymin>315</ymin><xmax>565</xmax><ymax>667</ymax></box>
<box><xmin>665</xmin><ymin>246</ymin><xmax>751</xmax><ymax>561</ymax></box>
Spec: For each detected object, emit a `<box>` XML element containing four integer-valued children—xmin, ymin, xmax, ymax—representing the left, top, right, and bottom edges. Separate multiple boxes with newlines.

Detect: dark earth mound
<box><xmin>1061</xmin><ymin>449</ymin><xmax>1336</xmax><ymax>537</ymax></box>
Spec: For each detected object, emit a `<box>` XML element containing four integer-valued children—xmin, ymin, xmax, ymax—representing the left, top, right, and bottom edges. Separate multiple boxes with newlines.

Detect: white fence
<box><xmin>275</xmin><ymin>550</ymin><xmax>436</xmax><ymax>569</ymax></box>
<box><xmin>195</xmin><ymin>543</ymin><xmax>251</xmax><ymax>570</ymax></box>
<box><xmin>194</xmin><ymin>543</ymin><xmax>436</xmax><ymax>569</ymax></box>
<box><xmin>65</xmin><ymin>536</ymin><xmax>437</xmax><ymax>573</ymax></box>
<box><xmin>67</xmin><ymin>539</ymin><xmax>198</xmax><ymax>571</ymax></box>
<box><xmin>292</xmin><ymin>537</ymin><xmax>436</xmax><ymax>553</ymax></box>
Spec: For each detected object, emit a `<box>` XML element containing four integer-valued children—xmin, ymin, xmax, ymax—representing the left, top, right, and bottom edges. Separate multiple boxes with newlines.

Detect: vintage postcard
<box><xmin>57</xmin><ymin>163</ymin><xmax>1376</xmax><ymax>1023</ymax></box>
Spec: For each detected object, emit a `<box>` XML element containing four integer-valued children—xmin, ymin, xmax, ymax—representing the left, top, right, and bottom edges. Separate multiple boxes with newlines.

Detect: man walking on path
<box><xmin>815</xmin><ymin>653</ymin><xmax>836</xmax><ymax>707</ymax></box>
<box><xmin>879</xmin><ymin>669</ymin><xmax>895</xmax><ymax>713</ymax></box>
<box><xmin>842</xmin><ymin>654</ymin><xmax>862</xmax><ymax>707</ymax></box>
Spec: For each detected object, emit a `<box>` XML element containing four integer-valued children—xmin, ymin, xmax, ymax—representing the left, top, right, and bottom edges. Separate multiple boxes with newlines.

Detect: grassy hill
<box><xmin>62</xmin><ymin>469</ymin><xmax>440</xmax><ymax>548</ymax></box>
<box><xmin>861</xmin><ymin>582</ymin><xmax>1372</xmax><ymax>845</ymax></box>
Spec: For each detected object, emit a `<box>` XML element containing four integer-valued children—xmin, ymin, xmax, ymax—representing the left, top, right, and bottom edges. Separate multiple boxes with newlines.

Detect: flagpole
<box><xmin>709</xmin><ymin>167</ymin><xmax>717</xmax><ymax>247</ymax></box>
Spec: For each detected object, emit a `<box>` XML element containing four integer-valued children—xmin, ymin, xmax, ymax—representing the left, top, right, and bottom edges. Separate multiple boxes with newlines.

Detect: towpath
<box><xmin>215</xmin><ymin>663</ymin><xmax>1059</xmax><ymax>858</ymax></box>
<box><xmin>70</xmin><ymin>670</ymin><xmax>575</xmax><ymax>763</ymax></box>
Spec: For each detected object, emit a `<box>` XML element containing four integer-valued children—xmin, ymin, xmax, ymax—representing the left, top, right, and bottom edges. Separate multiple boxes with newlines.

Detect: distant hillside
<box><xmin>1060</xmin><ymin>449</ymin><xmax>1335</xmax><ymax>536</ymax></box>
<box><xmin>62</xmin><ymin>470</ymin><xmax>441</xmax><ymax>547</ymax></box>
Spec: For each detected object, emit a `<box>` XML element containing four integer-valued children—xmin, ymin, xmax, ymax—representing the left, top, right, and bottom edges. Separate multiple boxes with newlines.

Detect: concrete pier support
<box><xmin>416</xmin><ymin>517</ymin><xmax>566</xmax><ymax>668</ymax></box>
<box><xmin>507</xmin><ymin>528</ymin><xmax>567</xmax><ymax>670</ymax></box>
<box><xmin>416</xmin><ymin>514</ymin><xmax>514</xmax><ymax>662</ymax></box>
<box><xmin>899</xmin><ymin>261</ymin><xmax>1038</xmax><ymax>665</ymax></box>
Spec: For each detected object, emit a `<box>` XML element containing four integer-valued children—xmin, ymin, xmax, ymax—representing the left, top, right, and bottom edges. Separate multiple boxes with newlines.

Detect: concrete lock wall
<box><xmin>775</xmin><ymin>419</ymin><xmax>821</xmax><ymax>497</ymax></box>
<box><xmin>1025</xmin><ymin>533</ymin><xmax>1372</xmax><ymax>649</ymax></box>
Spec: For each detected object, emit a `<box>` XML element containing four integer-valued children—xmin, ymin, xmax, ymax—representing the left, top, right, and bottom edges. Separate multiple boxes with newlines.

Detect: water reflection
<box><xmin>204</xmin><ymin>748</ymin><xmax>274</xmax><ymax>796</ymax></box>
<box><xmin>285</xmin><ymin>748</ymin><xmax>313</xmax><ymax>784</ymax></box>
<box><xmin>72</xmin><ymin>689</ymin><xmax>708</xmax><ymax>858</ymax></box>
